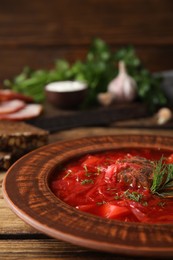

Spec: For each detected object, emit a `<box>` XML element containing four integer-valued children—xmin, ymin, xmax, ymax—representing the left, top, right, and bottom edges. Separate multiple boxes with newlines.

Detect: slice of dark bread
<box><xmin>0</xmin><ymin>121</ymin><xmax>49</xmax><ymax>170</ymax></box>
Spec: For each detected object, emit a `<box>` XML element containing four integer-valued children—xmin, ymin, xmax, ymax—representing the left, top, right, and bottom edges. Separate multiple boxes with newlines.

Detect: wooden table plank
<box><xmin>0</xmin><ymin>239</ymin><xmax>160</xmax><ymax>260</ymax></box>
<box><xmin>49</xmin><ymin>127</ymin><xmax>173</xmax><ymax>144</ymax></box>
<box><xmin>0</xmin><ymin>171</ymin><xmax>38</xmax><ymax>235</ymax></box>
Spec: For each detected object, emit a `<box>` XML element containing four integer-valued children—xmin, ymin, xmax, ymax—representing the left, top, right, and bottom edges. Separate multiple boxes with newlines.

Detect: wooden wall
<box><xmin>1</xmin><ymin>0</ymin><xmax>173</xmax><ymax>84</ymax></box>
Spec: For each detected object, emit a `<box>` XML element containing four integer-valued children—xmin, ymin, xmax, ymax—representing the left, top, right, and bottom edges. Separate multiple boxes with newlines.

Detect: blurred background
<box><xmin>1</xmin><ymin>0</ymin><xmax>173</xmax><ymax>84</ymax></box>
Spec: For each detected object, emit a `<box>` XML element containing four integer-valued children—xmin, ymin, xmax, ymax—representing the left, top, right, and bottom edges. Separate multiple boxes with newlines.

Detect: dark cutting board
<box><xmin>28</xmin><ymin>102</ymin><xmax>150</xmax><ymax>133</ymax></box>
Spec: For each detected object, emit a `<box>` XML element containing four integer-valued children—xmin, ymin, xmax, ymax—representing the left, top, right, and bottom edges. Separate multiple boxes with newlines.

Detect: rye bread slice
<box><xmin>0</xmin><ymin>121</ymin><xmax>48</xmax><ymax>153</ymax></box>
<box><xmin>0</xmin><ymin>121</ymin><xmax>49</xmax><ymax>169</ymax></box>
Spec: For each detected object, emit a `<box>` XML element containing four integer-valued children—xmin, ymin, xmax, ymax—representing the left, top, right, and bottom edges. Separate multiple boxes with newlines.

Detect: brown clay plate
<box><xmin>2</xmin><ymin>135</ymin><xmax>173</xmax><ymax>257</ymax></box>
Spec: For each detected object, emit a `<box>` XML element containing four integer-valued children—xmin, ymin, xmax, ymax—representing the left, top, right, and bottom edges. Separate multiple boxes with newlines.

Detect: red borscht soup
<box><xmin>50</xmin><ymin>148</ymin><xmax>173</xmax><ymax>223</ymax></box>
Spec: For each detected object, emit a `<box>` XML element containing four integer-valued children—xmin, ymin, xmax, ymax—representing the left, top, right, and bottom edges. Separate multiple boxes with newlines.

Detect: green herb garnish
<box><xmin>83</xmin><ymin>165</ymin><xmax>94</xmax><ymax>177</ymax></box>
<box><xmin>124</xmin><ymin>190</ymin><xmax>143</xmax><ymax>202</ymax></box>
<box><xmin>157</xmin><ymin>201</ymin><xmax>166</xmax><ymax>208</ymax></box>
<box><xmin>114</xmin><ymin>195</ymin><xmax>121</xmax><ymax>200</ymax></box>
<box><xmin>151</xmin><ymin>157</ymin><xmax>173</xmax><ymax>197</ymax></box>
<box><xmin>81</xmin><ymin>179</ymin><xmax>94</xmax><ymax>185</ymax></box>
<box><xmin>142</xmin><ymin>201</ymin><xmax>148</xmax><ymax>207</ymax></box>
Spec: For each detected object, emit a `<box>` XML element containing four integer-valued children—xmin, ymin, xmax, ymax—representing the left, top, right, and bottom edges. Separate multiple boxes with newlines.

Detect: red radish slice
<box><xmin>0</xmin><ymin>89</ymin><xmax>33</xmax><ymax>102</ymax></box>
<box><xmin>0</xmin><ymin>104</ymin><xmax>43</xmax><ymax>120</ymax></box>
<box><xmin>0</xmin><ymin>99</ymin><xmax>26</xmax><ymax>114</ymax></box>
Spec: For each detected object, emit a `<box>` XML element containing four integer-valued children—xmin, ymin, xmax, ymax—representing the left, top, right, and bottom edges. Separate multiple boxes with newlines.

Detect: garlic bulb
<box><xmin>108</xmin><ymin>61</ymin><xmax>137</xmax><ymax>102</ymax></box>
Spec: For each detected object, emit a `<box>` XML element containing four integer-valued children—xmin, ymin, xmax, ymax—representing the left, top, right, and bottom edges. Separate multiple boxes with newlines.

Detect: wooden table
<box><xmin>1</xmin><ymin>126</ymin><xmax>173</xmax><ymax>260</ymax></box>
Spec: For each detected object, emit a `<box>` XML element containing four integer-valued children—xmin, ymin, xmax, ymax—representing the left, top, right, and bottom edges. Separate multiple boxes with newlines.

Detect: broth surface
<box><xmin>50</xmin><ymin>148</ymin><xmax>173</xmax><ymax>223</ymax></box>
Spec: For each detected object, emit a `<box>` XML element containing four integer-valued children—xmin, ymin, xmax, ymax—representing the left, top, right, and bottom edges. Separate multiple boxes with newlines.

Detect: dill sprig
<box><xmin>81</xmin><ymin>179</ymin><xmax>94</xmax><ymax>185</ymax></box>
<box><xmin>150</xmin><ymin>157</ymin><xmax>173</xmax><ymax>197</ymax></box>
<box><xmin>124</xmin><ymin>190</ymin><xmax>143</xmax><ymax>202</ymax></box>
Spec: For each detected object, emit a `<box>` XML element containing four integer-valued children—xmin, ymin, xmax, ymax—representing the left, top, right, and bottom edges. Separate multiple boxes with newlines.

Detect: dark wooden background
<box><xmin>1</xmin><ymin>0</ymin><xmax>173</xmax><ymax>84</ymax></box>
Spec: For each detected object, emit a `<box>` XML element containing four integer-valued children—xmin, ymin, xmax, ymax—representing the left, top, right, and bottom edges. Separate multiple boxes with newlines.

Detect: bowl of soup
<box><xmin>3</xmin><ymin>134</ymin><xmax>173</xmax><ymax>257</ymax></box>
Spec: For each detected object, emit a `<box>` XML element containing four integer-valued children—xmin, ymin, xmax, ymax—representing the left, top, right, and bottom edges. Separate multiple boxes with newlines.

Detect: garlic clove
<box><xmin>108</xmin><ymin>61</ymin><xmax>137</xmax><ymax>102</ymax></box>
<box><xmin>97</xmin><ymin>92</ymin><xmax>115</xmax><ymax>106</ymax></box>
<box><xmin>156</xmin><ymin>107</ymin><xmax>172</xmax><ymax>125</ymax></box>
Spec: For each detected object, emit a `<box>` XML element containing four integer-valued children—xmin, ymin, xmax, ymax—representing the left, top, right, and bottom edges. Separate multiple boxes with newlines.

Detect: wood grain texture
<box><xmin>3</xmin><ymin>134</ymin><xmax>173</xmax><ymax>257</ymax></box>
<box><xmin>0</xmin><ymin>172</ymin><xmax>39</xmax><ymax>235</ymax></box>
<box><xmin>0</xmin><ymin>0</ymin><xmax>173</xmax><ymax>83</ymax></box>
<box><xmin>49</xmin><ymin>127</ymin><xmax>173</xmax><ymax>144</ymax></box>
<box><xmin>0</xmin><ymin>239</ymin><xmax>159</xmax><ymax>260</ymax></box>
<box><xmin>1</xmin><ymin>0</ymin><xmax>173</xmax><ymax>47</ymax></box>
